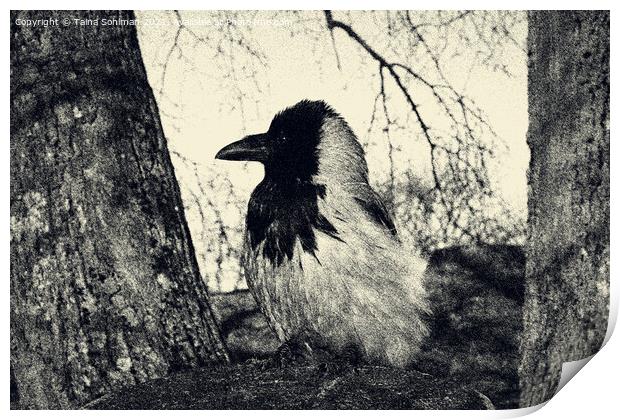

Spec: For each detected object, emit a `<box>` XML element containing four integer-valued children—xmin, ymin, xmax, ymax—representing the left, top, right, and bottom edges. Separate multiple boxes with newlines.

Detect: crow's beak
<box><xmin>215</xmin><ymin>133</ymin><xmax>269</xmax><ymax>162</ymax></box>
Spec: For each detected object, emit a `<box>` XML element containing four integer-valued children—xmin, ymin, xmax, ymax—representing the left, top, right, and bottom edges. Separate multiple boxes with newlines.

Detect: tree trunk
<box><xmin>519</xmin><ymin>10</ymin><xmax>609</xmax><ymax>407</ymax></box>
<box><xmin>10</xmin><ymin>10</ymin><xmax>229</xmax><ymax>409</ymax></box>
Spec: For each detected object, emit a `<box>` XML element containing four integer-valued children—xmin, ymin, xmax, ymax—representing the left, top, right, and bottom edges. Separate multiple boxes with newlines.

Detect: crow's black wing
<box><xmin>352</xmin><ymin>186</ymin><xmax>398</xmax><ymax>237</ymax></box>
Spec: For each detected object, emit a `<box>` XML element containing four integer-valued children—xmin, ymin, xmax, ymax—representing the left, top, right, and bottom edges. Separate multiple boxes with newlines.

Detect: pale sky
<box><xmin>135</xmin><ymin>10</ymin><xmax>529</xmax><ymax>290</ymax></box>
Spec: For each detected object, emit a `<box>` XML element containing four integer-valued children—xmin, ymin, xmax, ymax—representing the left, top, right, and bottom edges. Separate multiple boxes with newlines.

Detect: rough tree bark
<box><xmin>10</xmin><ymin>10</ymin><xmax>229</xmax><ymax>409</ymax></box>
<box><xmin>519</xmin><ymin>10</ymin><xmax>609</xmax><ymax>407</ymax></box>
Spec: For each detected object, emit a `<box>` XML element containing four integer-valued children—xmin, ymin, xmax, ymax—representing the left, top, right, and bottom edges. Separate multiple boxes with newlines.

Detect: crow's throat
<box><xmin>247</xmin><ymin>179</ymin><xmax>343</xmax><ymax>267</ymax></box>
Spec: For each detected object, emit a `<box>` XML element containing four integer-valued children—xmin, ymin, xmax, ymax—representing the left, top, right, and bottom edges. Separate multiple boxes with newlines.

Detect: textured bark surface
<box><xmin>519</xmin><ymin>11</ymin><xmax>610</xmax><ymax>407</ymax></box>
<box><xmin>10</xmin><ymin>10</ymin><xmax>228</xmax><ymax>409</ymax></box>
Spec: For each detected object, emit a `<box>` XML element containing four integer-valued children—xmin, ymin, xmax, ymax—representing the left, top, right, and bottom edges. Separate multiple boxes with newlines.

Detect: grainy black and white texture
<box><xmin>218</xmin><ymin>100</ymin><xmax>431</xmax><ymax>370</ymax></box>
<box><xmin>10</xmin><ymin>10</ymin><xmax>228</xmax><ymax>409</ymax></box>
<box><xmin>10</xmin><ymin>9</ymin><xmax>609</xmax><ymax>410</ymax></box>
<box><xmin>519</xmin><ymin>10</ymin><xmax>610</xmax><ymax>407</ymax></box>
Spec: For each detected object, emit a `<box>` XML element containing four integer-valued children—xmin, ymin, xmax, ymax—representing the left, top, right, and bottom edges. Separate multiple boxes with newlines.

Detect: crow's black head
<box><xmin>215</xmin><ymin>100</ymin><xmax>387</xmax><ymax>267</ymax></box>
<box><xmin>215</xmin><ymin>100</ymin><xmax>348</xmax><ymax>265</ymax></box>
<box><xmin>216</xmin><ymin>99</ymin><xmax>339</xmax><ymax>182</ymax></box>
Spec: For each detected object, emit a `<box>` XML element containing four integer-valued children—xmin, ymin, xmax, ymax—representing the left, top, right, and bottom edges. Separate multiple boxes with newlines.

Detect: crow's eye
<box><xmin>269</xmin><ymin>129</ymin><xmax>287</xmax><ymax>146</ymax></box>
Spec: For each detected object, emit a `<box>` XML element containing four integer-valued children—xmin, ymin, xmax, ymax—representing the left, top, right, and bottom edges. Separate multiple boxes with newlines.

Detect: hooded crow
<box><xmin>216</xmin><ymin>100</ymin><xmax>429</xmax><ymax>368</ymax></box>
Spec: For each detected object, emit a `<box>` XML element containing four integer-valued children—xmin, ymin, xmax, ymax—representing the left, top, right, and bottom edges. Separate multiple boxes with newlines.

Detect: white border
<box><xmin>4</xmin><ymin>0</ymin><xmax>617</xmax><ymax>11</ymax></box>
<box><xmin>3</xmin><ymin>2</ymin><xmax>617</xmax><ymax>419</ymax></box>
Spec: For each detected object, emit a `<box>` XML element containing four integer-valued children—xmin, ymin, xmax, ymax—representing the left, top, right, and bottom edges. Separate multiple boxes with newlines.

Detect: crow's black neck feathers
<box><xmin>247</xmin><ymin>180</ymin><xmax>341</xmax><ymax>266</ymax></box>
<box><xmin>247</xmin><ymin>100</ymin><xmax>343</xmax><ymax>266</ymax></box>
